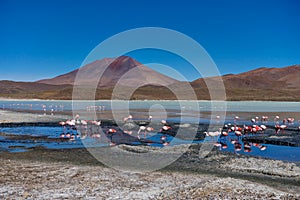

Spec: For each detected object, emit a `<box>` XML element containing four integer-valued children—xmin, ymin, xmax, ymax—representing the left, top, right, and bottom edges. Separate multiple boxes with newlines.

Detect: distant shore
<box><xmin>1</xmin><ymin>97</ymin><xmax>300</xmax><ymax>102</ymax></box>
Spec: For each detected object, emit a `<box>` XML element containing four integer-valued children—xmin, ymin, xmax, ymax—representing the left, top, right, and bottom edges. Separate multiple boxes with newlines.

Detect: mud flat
<box><xmin>0</xmin><ymin>144</ymin><xmax>299</xmax><ymax>199</ymax></box>
<box><xmin>0</xmin><ymin>110</ymin><xmax>68</xmax><ymax>124</ymax></box>
<box><xmin>243</xmin><ymin>131</ymin><xmax>300</xmax><ymax>147</ymax></box>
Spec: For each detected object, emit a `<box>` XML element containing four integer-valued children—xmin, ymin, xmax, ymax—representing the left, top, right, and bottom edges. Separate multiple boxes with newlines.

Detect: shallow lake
<box><xmin>0</xmin><ymin>100</ymin><xmax>299</xmax><ymax>162</ymax></box>
<box><xmin>0</xmin><ymin>125</ymin><xmax>299</xmax><ymax>162</ymax></box>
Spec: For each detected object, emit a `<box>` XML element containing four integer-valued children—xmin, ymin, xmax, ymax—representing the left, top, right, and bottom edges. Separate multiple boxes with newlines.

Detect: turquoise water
<box><xmin>0</xmin><ymin>126</ymin><xmax>199</xmax><ymax>152</ymax></box>
<box><xmin>1</xmin><ymin>100</ymin><xmax>300</xmax><ymax>112</ymax></box>
<box><xmin>0</xmin><ymin>125</ymin><xmax>299</xmax><ymax>162</ymax></box>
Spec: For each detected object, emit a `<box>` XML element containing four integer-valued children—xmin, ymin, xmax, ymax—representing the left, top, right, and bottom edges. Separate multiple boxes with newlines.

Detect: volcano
<box><xmin>37</xmin><ymin>56</ymin><xmax>179</xmax><ymax>88</ymax></box>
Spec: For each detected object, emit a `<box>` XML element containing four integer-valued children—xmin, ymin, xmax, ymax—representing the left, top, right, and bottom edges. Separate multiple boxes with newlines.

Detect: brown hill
<box><xmin>192</xmin><ymin>65</ymin><xmax>300</xmax><ymax>89</ymax></box>
<box><xmin>0</xmin><ymin>80</ymin><xmax>72</xmax><ymax>99</ymax></box>
<box><xmin>191</xmin><ymin>65</ymin><xmax>300</xmax><ymax>100</ymax></box>
<box><xmin>37</xmin><ymin>56</ymin><xmax>179</xmax><ymax>88</ymax></box>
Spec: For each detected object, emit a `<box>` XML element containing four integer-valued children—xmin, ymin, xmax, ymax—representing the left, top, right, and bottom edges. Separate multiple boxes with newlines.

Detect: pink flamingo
<box><xmin>275</xmin><ymin>124</ymin><xmax>287</xmax><ymax>134</ymax></box>
<box><xmin>123</xmin><ymin>115</ymin><xmax>133</xmax><ymax>122</ymax></box>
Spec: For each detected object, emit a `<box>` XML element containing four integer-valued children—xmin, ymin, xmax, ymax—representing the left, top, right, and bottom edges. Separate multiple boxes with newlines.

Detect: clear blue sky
<box><xmin>0</xmin><ymin>0</ymin><xmax>299</xmax><ymax>81</ymax></box>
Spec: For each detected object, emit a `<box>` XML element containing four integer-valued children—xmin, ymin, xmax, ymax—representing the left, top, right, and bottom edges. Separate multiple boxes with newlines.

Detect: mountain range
<box><xmin>0</xmin><ymin>56</ymin><xmax>299</xmax><ymax>101</ymax></box>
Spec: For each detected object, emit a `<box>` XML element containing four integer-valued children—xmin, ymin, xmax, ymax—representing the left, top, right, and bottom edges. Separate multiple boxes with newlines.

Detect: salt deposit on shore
<box><xmin>0</xmin><ymin>110</ymin><xmax>67</xmax><ymax>123</ymax></box>
<box><xmin>0</xmin><ymin>143</ymin><xmax>299</xmax><ymax>199</ymax></box>
<box><xmin>0</xmin><ymin>158</ymin><xmax>298</xmax><ymax>199</ymax></box>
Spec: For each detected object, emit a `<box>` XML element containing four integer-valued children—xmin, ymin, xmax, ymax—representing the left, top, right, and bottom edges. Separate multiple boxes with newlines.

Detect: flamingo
<box><xmin>161</xmin><ymin>135</ymin><xmax>167</xmax><ymax>143</ymax></box>
<box><xmin>65</xmin><ymin>132</ymin><xmax>71</xmax><ymax>138</ymax></box>
<box><xmin>256</xmin><ymin>124</ymin><xmax>267</xmax><ymax>134</ymax></box>
<box><xmin>234</xmin><ymin>116</ymin><xmax>239</xmax><ymax>125</ymax></box>
<box><xmin>244</xmin><ymin>142</ymin><xmax>251</xmax><ymax>149</ymax></box>
<box><xmin>138</xmin><ymin>126</ymin><xmax>154</xmax><ymax>138</ymax></box>
<box><xmin>214</xmin><ymin>142</ymin><xmax>228</xmax><ymax>150</ymax></box>
<box><xmin>221</xmin><ymin>131</ymin><xmax>228</xmax><ymax>137</ymax></box>
<box><xmin>244</xmin><ymin>142</ymin><xmax>252</xmax><ymax>153</ymax></box>
<box><xmin>255</xmin><ymin>116</ymin><xmax>259</xmax><ymax>123</ymax></box>
<box><xmin>59</xmin><ymin>121</ymin><xmax>66</xmax><ymax>126</ymax></box>
<box><xmin>260</xmin><ymin>145</ymin><xmax>267</xmax><ymax>151</ymax></box>
<box><xmin>230</xmin><ymin>125</ymin><xmax>242</xmax><ymax>132</ymax></box>
<box><xmin>137</xmin><ymin>126</ymin><xmax>146</xmax><ymax>138</ymax></box>
<box><xmin>260</xmin><ymin>124</ymin><xmax>267</xmax><ymax>130</ymax></box>
<box><xmin>216</xmin><ymin>115</ymin><xmax>221</xmax><ymax>123</ymax></box>
<box><xmin>66</xmin><ymin>119</ymin><xmax>76</xmax><ymax>127</ymax></box>
<box><xmin>161</xmin><ymin>119</ymin><xmax>167</xmax><ymax>124</ymax></box>
<box><xmin>260</xmin><ymin>146</ymin><xmax>267</xmax><ymax>151</ymax></box>
<box><xmin>234</xmin><ymin>141</ymin><xmax>242</xmax><ymax>152</ymax></box>
<box><xmin>204</xmin><ymin>129</ymin><xmax>221</xmax><ymax>141</ymax></box>
<box><xmin>59</xmin><ymin>121</ymin><xmax>67</xmax><ymax>133</ymax></box>
<box><xmin>124</xmin><ymin>130</ymin><xmax>133</xmax><ymax>135</ymax></box>
<box><xmin>283</xmin><ymin>118</ymin><xmax>287</xmax><ymax>125</ymax></box>
<box><xmin>146</xmin><ymin>127</ymin><xmax>154</xmax><ymax>132</ymax></box>
<box><xmin>261</xmin><ymin>116</ymin><xmax>268</xmax><ymax>123</ymax></box>
<box><xmin>107</xmin><ymin>128</ymin><xmax>117</xmax><ymax>145</ymax></box>
<box><xmin>220</xmin><ymin>142</ymin><xmax>228</xmax><ymax>149</ymax></box>
<box><xmin>123</xmin><ymin>115</ymin><xmax>136</xmax><ymax>130</ymax></box>
<box><xmin>287</xmin><ymin>117</ymin><xmax>295</xmax><ymax>124</ymax></box>
<box><xmin>243</xmin><ymin>125</ymin><xmax>252</xmax><ymax>135</ymax></box>
<box><xmin>108</xmin><ymin>128</ymin><xmax>117</xmax><ymax>133</ymax></box>
<box><xmin>163</xmin><ymin>142</ymin><xmax>170</xmax><ymax>146</ymax></box>
<box><xmin>81</xmin><ymin>120</ymin><xmax>88</xmax><ymax>126</ymax></box>
<box><xmin>123</xmin><ymin>115</ymin><xmax>133</xmax><ymax>122</ymax></box>
<box><xmin>161</xmin><ymin>125</ymin><xmax>171</xmax><ymax>131</ymax></box>
<box><xmin>275</xmin><ymin>124</ymin><xmax>287</xmax><ymax>134</ymax></box>
<box><xmin>251</xmin><ymin>125</ymin><xmax>262</xmax><ymax>134</ymax></box>
<box><xmin>93</xmin><ymin>120</ymin><xmax>101</xmax><ymax>126</ymax></box>
<box><xmin>235</xmin><ymin>130</ymin><xmax>243</xmax><ymax>138</ymax></box>
<box><xmin>92</xmin><ymin>133</ymin><xmax>101</xmax><ymax>139</ymax></box>
<box><xmin>274</xmin><ymin>115</ymin><xmax>280</xmax><ymax>125</ymax></box>
<box><xmin>252</xmin><ymin>143</ymin><xmax>267</xmax><ymax>150</ymax></box>
<box><xmin>160</xmin><ymin>135</ymin><xmax>169</xmax><ymax>146</ymax></box>
<box><xmin>70</xmin><ymin>134</ymin><xmax>76</xmax><ymax>141</ymax></box>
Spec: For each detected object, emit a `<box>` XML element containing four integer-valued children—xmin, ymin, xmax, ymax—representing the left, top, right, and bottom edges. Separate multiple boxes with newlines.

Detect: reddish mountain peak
<box><xmin>79</xmin><ymin>56</ymin><xmax>141</xmax><ymax>72</ymax></box>
<box><xmin>107</xmin><ymin>56</ymin><xmax>142</xmax><ymax>71</ymax></box>
<box><xmin>37</xmin><ymin>56</ymin><xmax>179</xmax><ymax>87</ymax></box>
